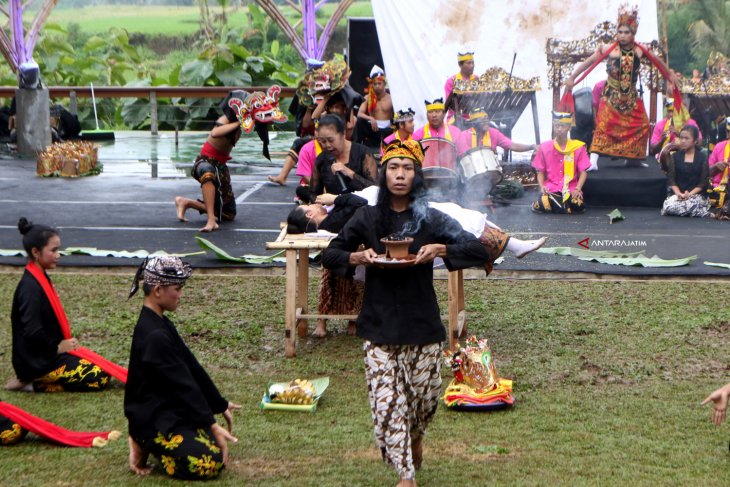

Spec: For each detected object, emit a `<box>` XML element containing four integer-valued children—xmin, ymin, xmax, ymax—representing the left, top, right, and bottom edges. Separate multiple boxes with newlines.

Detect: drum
<box><xmin>458</xmin><ymin>147</ymin><xmax>502</xmax><ymax>182</ymax></box>
<box><xmin>421</xmin><ymin>137</ymin><xmax>458</xmax><ymax>172</ymax></box>
<box><xmin>458</xmin><ymin>147</ymin><xmax>503</xmax><ymax>208</ymax></box>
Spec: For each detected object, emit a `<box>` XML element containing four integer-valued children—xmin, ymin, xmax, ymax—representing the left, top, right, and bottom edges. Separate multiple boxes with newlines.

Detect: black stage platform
<box><xmin>584</xmin><ymin>157</ymin><xmax>667</xmax><ymax>208</ymax></box>
<box><xmin>0</xmin><ymin>154</ymin><xmax>728</xmax><ymax>277</ymax></box>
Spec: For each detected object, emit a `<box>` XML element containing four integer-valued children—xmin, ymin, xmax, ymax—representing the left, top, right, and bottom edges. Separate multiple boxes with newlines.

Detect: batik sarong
<box><xmin>318</xmin><ymin>268</ymin><xmax>364</xmax><ymax>315</ymax></box>
<box><xmin>146</xmin><ymin>426</ymin><xmax>224</xmax><ymax>480</ymax></box>
<box><xmin>478</xmin><ymin>226</ymin><xmax>509</xmax><ymax>276</ymax></box>
<box><xmin>33</xmin><ymin>354</ymin><xmax>110</xmax><ymax>392</ymax></box>
<box><xmin>363</xmin><ymin>341</ymin><xmax>442</xmax><ymax>481</ymax></box>
<box><xmin>0</xmin><ymin>415</ymin><xmax>27</xmax><ymax>445</ymax></box>
<box><xmin>192</xmin><ymin>154</ymin><xmax>236</xmax><ymax>222</ymax></box>
<box><xmin>661</xmin><ymin>194</ymin><xmax>711</xmax><ymax>218</ymax></box>
<box><xmin>532</xmin><ymin>192</ymin><xmax>586</xmax><ymax>214</ymax></box>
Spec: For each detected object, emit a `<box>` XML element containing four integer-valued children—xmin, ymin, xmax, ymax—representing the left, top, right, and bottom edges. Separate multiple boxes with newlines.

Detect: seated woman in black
<box><xmin>125</xmin><ymin>256</ymin><xmax>240</xmax><ymax>480</ymax></box>
<box><xmin>661</xmin><ymin>125</ymin><xmax>711</xmax><ymax>217</ymax></box>
<box><xmin>6</xmin><ymin>218</ymin><xmax>119</xmax><ymax>393</ymax></box>
<box><xmin>308</xmin><ymin>114</ymin><xmax>377</xmax><ymax>203</ymax></box>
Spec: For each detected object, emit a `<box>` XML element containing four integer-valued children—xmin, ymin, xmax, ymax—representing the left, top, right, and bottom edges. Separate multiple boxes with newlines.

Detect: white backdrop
<box><xmin>371</xmin><ymin>0</ymin><xmax>659</xmax><ymax>144</ymax></box>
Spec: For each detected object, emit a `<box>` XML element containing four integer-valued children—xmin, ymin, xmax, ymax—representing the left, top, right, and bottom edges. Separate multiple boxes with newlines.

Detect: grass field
<box><xmin>44</xmin><ymin>2</ymin><xmax>373</xmax><ymax>35</ymax></box>
<box><xmin>0</xmin><ymin>272</ymin><xmax>729</xmax><ymax>486</ymax></box>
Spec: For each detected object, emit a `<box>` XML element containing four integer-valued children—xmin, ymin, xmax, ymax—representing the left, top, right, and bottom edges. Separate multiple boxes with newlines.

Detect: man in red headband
<box><xmin>564</xmin><ymin>5</ymin><xmax>679</xmax><ymax>167</ymax></box>
<box><xmin>356</xmin><ymin>65</ymin><xmax>394</xmax><ymax>149</ymax></box>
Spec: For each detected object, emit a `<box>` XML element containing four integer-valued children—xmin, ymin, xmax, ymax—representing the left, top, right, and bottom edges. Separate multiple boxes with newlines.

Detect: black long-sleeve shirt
<box><xmin>309</xmin><ymin>142</ymin><xmax>376</xmax><ymax>201</ymax></box>
<box><xmin>320</xmin><ymin>193</ymin><xmax>369</xmax><ymax>233</ymax></box>
<box><xmin>124</xmin><ymin>306</ymin><xmax>228</xmax><ymax>444</ymax></box>
<box><xmin>11</xmin><ymin>270</ymin><xmax>64</xmax><ymax>382</ymax></box>
<box><xmin>322</xmin><ymin>205</ymin><xmax>490</xmax><ymax>345</ymax></box>
<box><xmin>667</xmin><ymin>149</ymin><xmax>709</xmax><ymax>193</ymax></box>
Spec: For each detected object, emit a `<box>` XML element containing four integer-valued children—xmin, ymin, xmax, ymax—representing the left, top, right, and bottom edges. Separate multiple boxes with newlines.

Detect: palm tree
<box><xmin>688</xmin><ymin>0</ymin><xmax>730</xmax><ymax>62</ymax></box>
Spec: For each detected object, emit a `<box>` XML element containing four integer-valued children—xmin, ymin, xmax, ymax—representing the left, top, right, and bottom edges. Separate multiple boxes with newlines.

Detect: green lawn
<box><xmin>0</xmin><ymin>272</ymin><xmax>728</xmax><ymax>486</ymax></box>
<box><xmin>44</xmin><ymin>1</ymin><xmax>373</xmax><ymax>35</ymax></box>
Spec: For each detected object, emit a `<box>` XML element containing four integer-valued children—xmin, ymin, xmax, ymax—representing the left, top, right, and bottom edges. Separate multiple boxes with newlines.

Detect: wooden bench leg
<box><xmin>285</xmin><ymin>249</ymin><xmax>297</xmax><ymax>357</ymax></box>
<box><xmin>296</xmin><ymin>249</ymin><xmax>309</xmax><ymax>338</ymax></box>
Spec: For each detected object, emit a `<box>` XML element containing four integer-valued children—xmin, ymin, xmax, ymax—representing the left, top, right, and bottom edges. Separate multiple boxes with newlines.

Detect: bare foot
<box><xmin>128</xmin><ymin>436</ymin><xmax>152</xmax><ymax>476</ymax></box>
<box><xmin>347</xmin><ymin>321</ymin><xmax>357</xmax><ymax>336</ymax></box>
<box><xmin>412</xmin><ymin>436</ymin><xmax>423</xmax><ymax>470</ymax></box>
<box><xmin>174</xmin><ymin>196</ymin><xmax>188</xmax><ymax>222</ymax></box>
<box><xmin>4</xmin><ymin>377</ymin><xmax>31</xmax><ymax>391</ymax></box>
<box><xmin>200</xmin><ymin>220</ymin><xmax>219</xmax><ymax>232</ymax></box>
<box><xmin>268</xmin><ymin>175</ymin><xmax>287</xmax><ymax>185</ymax></box>
<box><xmin>313</xmin><ymin>319</ymin><xmax>327</xmax><ymax>338</ymax></box>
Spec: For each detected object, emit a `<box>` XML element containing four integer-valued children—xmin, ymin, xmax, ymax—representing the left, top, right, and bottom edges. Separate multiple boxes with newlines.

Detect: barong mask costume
<box><xmin>220</xmin><ymin>87</ymin><xmax>288</xmax><ymax>160</ymax></box>
<box><xmin>381</xmin><ymin>139</ymin><xmax>426</xmax><ymax>166</ymax></box>
<box><xmin>297</xmin><ymin>56</ymin><xmax>351</xmax><ymax>108</ymax></box>
<box><xmin>128</xmin><ymin>256</ymin><xmax>193</xmax><ymax>299</ymax></box>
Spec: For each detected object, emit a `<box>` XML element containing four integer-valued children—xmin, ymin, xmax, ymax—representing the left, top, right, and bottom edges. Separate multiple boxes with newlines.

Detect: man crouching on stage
<box><xmin>322</xmin><ymin>140</ymin><xmax>492</xmax><ymax>486</ymax></box>
<box><xmin>125</xmin><ymin>256</ymin><xmax>240</xmax><ymax>480</ymax></box>
<box><xmin>532</xmin><ymin>112</ymin><xmax>590</xmax><ymax>214</ymax></box>
<box><xmin>175</xmin><ymin>91</ymin><xmax>243</xmax><ymax>232</ymax></box>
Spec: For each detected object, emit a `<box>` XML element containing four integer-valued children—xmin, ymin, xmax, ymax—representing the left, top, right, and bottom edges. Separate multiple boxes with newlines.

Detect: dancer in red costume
<box><xmin>562</xmin><ymin>5</ymin><xmax>679</xmax><ymax>166</ymax></box>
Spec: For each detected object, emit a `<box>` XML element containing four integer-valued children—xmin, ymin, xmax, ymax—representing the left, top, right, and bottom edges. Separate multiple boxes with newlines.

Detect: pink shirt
<box><xmin>531</xmin><ymin>139</ymin><xmax>591</xmax><ymax>193</ymax></box>
<box><xmin>456</xmin><ymin>127</ymin><xmax>513</xmax><ymax>156</ymax></box>
<box><xmin>650</xmin><ymin>118</ymin><xmax>701</xmax><ymax>155</ymax></box>
<box><xmin>709</xmin><ymin>140</ymin><xmax>729</xmax><ymax>186</ymax></box>
<box><xmin>295</xmin><ymin>140</ymin><xmax>319</xmax><ymax>181</ymax></box>
<box><xmin>412</xmin><ymin>124</ymin><xmax>461</xmax><ymax>142</ymax></box>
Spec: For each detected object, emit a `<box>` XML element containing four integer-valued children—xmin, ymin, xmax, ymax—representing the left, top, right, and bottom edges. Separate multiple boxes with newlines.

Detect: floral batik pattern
<box><xmin>363</xmin><ymin>341</ymin><xmax>442</xmax><ymax>481</ymax></box>
<box><xmin>150</xmin><ymin>427</ymin><xmax>224</xmax><ymax>480</ymax></box>
<box><xmin>0</xmin><ymin>416</ymin><xmax>27</xmax><ymax>446</ymax></box>
<box><xmin>34</xmin><ymin>355</ymin><xmax>111</xmax><ymax>392</ymax></box>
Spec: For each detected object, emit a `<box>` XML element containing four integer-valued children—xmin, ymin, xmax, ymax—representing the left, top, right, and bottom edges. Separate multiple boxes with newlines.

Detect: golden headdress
<box><xmin>381</xmin><ymin>139</ymin><xmax>426</xmax><ymax>166</ymax></box>
<box><xmin>393</xmin><ymin>108</ymin><xmax>415</xmax><ymax>124</ymax></box>
<box><xmin>617</xmin><ymin>4</ymin><xmax>639</xmax><ymax>34</ymax></box>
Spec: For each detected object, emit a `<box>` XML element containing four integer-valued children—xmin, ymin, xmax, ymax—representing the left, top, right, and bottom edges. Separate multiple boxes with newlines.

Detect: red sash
<box><xmin>25</xmin><ymin>263</ymin><xmax>128</xmax><ymax>383</ymax></box>
<box><xmin>200</xmin><ymin>141</ymin><xmax>232</xmax><ymax>164</ymax></box>
<box><xmin>0</xmin><ymin>400</ymin><xmax>118</xmax><ymax>448</ymax></box>
<box><xmin>559</xmin><ymin>41</ymin><xmax>682</xmax><ymax>113</ymax></box>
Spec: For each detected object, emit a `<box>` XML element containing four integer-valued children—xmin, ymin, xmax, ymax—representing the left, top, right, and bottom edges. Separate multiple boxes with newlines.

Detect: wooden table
<box><xmin>266</xmin><ymin>227</ymin><xmax>466</xmax><ymax>357</ymax></box>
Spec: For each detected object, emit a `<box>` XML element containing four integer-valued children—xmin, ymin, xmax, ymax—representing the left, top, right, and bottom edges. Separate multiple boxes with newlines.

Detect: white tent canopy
<box><xmin>371</xmin><ymin>0</ymin><xmax>659</xmax><ymax>145</ymax></box>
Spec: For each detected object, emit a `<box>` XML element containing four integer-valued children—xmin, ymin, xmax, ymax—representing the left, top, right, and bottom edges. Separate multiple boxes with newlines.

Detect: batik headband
<box><xmin>381</xmin><ymin>139</ymin><xmax>426</xmax><ymax>166</ymax></box>
<box><xmin>393</xmin><ymin>108</ymin><xmax>415</xmax><ymax>123</ymax></box>
<box><xmin>425</xmin><ymin>98</ymin><xmax>445</xmax><ymax>111</ymax></box>
<box><xmin>128</xmin><ymin>256</ymin><xmax>193</xmax><ymax>298</ymax></box>
<box><xmin>665</xmin><ymin>98</ymin><xmax>675</xmax><ymax>107</ymax></box>
<box><xmin>457</xmin><ymin>52</ymin><xmax>474</xmax><ymax>62</ymax></box>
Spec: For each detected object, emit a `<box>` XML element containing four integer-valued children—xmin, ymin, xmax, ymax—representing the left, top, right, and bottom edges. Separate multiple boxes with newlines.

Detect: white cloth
<box><xmin>376</xmin><ymin>119</ymin><xmax>391</xmax><ymax>129</ymax></box>
<box><xmin>353</xmin><ymin>187</ymin><xmax>488</xmax><ymax>237</ymax></box>
<box><xmin>371</xmin><ymin>0</ymin><xmax>659</xmax><ymax>143</ymax></box>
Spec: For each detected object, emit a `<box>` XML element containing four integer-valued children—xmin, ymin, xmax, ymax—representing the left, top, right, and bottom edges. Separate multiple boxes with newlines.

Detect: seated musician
<box><xmin>383</xmin><ymin>108</ymin><xmax>415</xmax><ymax>147</ymax></box>
<box><xmin>6</xmin><ymin>218</ymin><xmax>125</xmax><ymax>393</ymax></box>
<box><xmin>125</xmin><ymin>257</ymin><xmax>240</xmax><ymax>479</ymax></box>
<box><xmin>413</xmin><ymin>98</ymin><xmax>461</xmax><ymax>142</ymax></box>
<box><xmin>531</xmin><ymin>112</ymin><xmax>590</xmax><ymax>214</ymax></box>
<box><xmin>708</xmin><ymin>116</ymin><xmax>730</xmax><ymax>219</ymax></box>
<box><xmin>649</xmin><ymin>98</ymin><xmax>702</xmax><ymax>159</ymax></box>
<box><xmin>355</xmin><ymin>65</ymin><xmax>393</xmax><ymax>149</ymax></box>
<box><xmin>456</xmin><ymin>107</ymin><xmax>536</xmax><ymax>156</ymax></box>
<box><xmin>445</xmin><ymin>51</ymin><xmax>477</xmax><ymax>124</ymax></box>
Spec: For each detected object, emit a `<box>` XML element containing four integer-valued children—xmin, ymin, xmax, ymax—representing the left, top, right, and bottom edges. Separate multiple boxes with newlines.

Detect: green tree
<box><xmin>688</xmin><ymin>0</ymin><xmax>730</xmax><ymax>66</ymax></box>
